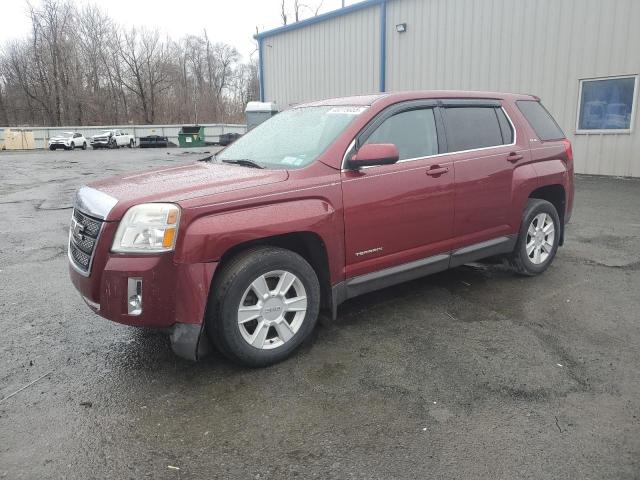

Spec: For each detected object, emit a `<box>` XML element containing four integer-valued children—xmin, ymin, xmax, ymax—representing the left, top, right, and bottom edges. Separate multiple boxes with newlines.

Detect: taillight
<box><xmin>561</xmin><ymin>138</ymin><xmax>573</xmax><ymax>165</ymax></box>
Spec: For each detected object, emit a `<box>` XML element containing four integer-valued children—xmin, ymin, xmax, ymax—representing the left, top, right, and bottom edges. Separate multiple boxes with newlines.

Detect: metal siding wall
<box><xmin>385</xmin><ymin>0</ymin><xmax>640</xmax><ymax>177</ymax></box>
<box><xmin>262</xmin><ymin>6</ymin><xmax>381</xmax><ymax>108</ymax></box>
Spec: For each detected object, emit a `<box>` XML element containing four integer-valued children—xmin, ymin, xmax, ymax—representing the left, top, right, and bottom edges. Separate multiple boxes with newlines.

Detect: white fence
<box><xmin>0</xmin><ymin>123</ymin><xmax>247</xmax><ymax>149</ymax></box>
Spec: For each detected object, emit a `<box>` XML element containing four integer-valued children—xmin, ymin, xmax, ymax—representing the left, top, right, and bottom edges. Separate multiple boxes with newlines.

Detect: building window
<box><xmin>577</xmin><ymin>75</ymin><xmax>638</xmax><ymax>133</ymax></box>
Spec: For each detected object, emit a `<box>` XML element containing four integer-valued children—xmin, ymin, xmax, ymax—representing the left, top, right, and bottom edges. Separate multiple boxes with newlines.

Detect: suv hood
<box><xmin>87</xmin><ymin>162</ymin><xmax>289</xmax><ymax>219</ymax></box>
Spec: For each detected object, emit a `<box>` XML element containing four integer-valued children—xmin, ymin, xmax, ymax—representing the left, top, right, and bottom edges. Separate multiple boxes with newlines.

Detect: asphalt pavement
<box><xmin>1</xmin><ymin>148</ymin><xmax>639</xmax><ymax>479</ymax></box>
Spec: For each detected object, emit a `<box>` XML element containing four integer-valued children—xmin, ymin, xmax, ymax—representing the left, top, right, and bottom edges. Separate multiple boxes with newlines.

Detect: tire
<box><xmin>128</xmin><ymin>139</ymin><xmax>134</xmax><ymax>148</ymax></box>
<box><xmin>82</xmin><ymin>142</ymin><xmax>87</xmax><ymax>150</ymax></box>
<box><xmin>205</xmin><ymin>246</ymin><xmax>320</xmax><ymax>367</ymax></box>
<box><xmin>49</xmin><ymin>145</ymin><xmax>55</xmax><ymax>151</ymax></box>
<box><xmin>69</xmin><ymin>142</ymin><xmax>75</xmax><ymax>150</ymax></box>
<box><xmin>110</xmin><ymin>138</ymin><xmax>117</xmax><ymax>149</ymax></box>
<box><xmin>508</xmin><ymin>199</ymin><xmax>561</xmax><ymax>276</ymax></box>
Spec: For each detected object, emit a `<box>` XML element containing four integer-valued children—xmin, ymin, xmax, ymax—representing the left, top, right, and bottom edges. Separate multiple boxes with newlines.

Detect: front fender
<box><xmin>174</xmin><ymin>199</ymin><xmax>343</xmax><ymax>280</ymax></box>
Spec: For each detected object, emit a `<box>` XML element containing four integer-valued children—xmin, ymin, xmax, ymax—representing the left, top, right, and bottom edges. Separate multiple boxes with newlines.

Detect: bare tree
<box><xmin>27</xmin><ymin>0</ymin><xmax>74</xmax><ymax>125</ymax></box>
<box><xmin>0</xmin><ymin>0</ymin><xmax>255</xmax><ymax>126</ymax></box>
<box><xmin>118</xmin><ymin>28</ymin><xmax>172</xmax><ymax>124</ymax></box>
<box><xmin>294</xmin><ymin>0</ymin><xmax>302</xmax><ymax>22</ymax></box>
<box><xmin>0</xmin><ymin>78</ymin><xmax>10</xmax><ymax>125</ymax></box>
<box><xmin>281</xmin><ymin>1</ymin><xmax>324</xmax><ymax>25</ymax></box>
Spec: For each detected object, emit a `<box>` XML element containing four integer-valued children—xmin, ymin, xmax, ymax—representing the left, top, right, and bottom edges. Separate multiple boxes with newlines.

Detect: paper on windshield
<box><xmin>326</xmin><ymin>106</ymin><xmax>368</xmax><ymax>115</ymax></box>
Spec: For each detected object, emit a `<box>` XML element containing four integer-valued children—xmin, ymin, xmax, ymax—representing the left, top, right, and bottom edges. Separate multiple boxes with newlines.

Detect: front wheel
<box><xmin>110</xmin><ymin>138</ymin><xmax>117</xmax><ymax>149</ymax></box>
<box><xmin>69</xmin><ymin>142</ymin><xmax>75</xmax><ymax>150</ymax></box>
<box><xmin>206</xmin><ymin>246</ymin><xmax>320</xmax><ymax>367</ymax></box>
<box><xmin>128</xmin><ymin>139</ymin><xmax>134</xmax><ymax>148</ymax></box>
<box><xmin>508</xmin><ymin>199</ymin><xmax>560</xmax><ymax>276</ymax></box>
<box><xmin>82</xmin><ymin>142</ymin><xmax>87</xmax><ymax>150</ymax></box>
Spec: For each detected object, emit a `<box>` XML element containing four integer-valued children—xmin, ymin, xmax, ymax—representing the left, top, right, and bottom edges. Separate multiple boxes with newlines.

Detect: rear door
<box><xmin>341</xmin><ymin>101</ymin><xmax>455</xmax><ymax>279</ymax></box>
<box><xmin>441</xmin><ymin>100</ymin><xmax>530</xmax><ymax>251</ymax></box>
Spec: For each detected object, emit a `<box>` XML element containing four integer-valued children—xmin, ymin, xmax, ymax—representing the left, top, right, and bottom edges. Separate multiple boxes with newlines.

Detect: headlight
<box><xmin>112</xmin><ymin>203</ymin><xmax>180</xmax><ymax>253</ymax></box>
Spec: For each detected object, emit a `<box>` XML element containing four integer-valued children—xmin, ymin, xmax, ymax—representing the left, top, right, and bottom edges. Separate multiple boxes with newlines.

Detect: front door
<box><xmin>341</xmin><ymin>104</ymin><xmax>455</xmax><ymax>279</ymax></box>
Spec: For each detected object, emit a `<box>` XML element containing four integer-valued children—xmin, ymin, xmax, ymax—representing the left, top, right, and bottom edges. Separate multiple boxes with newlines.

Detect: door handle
<box><xmin>426</xmin><ymin>166</ymin><xmax>449</xmax><ymax>176</ymax></box>
<box><xmin>507</xmin><ymin>152</ymin><xmax>523</xmax><ymax>163</ymax></box>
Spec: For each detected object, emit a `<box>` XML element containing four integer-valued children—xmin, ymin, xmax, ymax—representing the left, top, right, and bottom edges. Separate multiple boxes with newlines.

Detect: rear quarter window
<box><xmin>516</xmin><ymin>100</ymin><xmax>565</xmax><ymax>141</ymax></box>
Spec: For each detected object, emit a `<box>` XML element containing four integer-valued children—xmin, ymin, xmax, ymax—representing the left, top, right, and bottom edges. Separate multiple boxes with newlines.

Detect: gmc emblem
<box><xmin>71</xmin><ymin>217</ymin><xmax>85</xmax><ymax>240</ymax></box>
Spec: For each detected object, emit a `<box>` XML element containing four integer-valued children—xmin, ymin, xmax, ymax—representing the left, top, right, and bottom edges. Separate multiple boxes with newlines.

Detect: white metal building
<box><xmin>256</xmin><ymin>0</ymin><xmax>640</xmax><ymax>177</ymax></box>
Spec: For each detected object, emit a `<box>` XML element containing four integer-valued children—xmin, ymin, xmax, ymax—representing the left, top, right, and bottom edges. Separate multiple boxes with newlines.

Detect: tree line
<box><xmin>0</xmin><ymin>0</ymin><xmax>259</xmax><ymax>127</ymax></box>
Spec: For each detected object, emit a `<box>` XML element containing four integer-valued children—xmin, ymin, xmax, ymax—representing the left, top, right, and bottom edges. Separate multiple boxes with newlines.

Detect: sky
<box><xmin>0</xmin><ymin>0</ymin><xmax>355</xmax><ymax>61</ymax></box>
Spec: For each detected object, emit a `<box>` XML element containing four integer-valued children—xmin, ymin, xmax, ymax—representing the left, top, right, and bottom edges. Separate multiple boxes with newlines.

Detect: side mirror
<box><xmin>347</xmin><ymin>143</ymin><xmax>399</xmax><ymax>169</ymax></box>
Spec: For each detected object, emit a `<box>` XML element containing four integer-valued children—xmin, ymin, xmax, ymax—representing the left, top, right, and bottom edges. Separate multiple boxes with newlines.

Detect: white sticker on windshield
<box><xmin>326</xmin><ymin>106</ymin><xmax>368</xmax><ymax>115</ymax></box>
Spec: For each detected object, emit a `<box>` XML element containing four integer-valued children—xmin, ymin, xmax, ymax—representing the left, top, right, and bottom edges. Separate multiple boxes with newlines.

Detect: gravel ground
<box><xmin>1</xmin><ymin>148</ymin><xmax>639</xmax><ymax>479</ymax></box>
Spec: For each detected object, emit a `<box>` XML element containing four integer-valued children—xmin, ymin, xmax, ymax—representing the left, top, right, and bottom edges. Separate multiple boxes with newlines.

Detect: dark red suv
<box><xmin>68</xmin><ymin>91</ymin><xmax>574</xmax><ymax>367</ymax></box>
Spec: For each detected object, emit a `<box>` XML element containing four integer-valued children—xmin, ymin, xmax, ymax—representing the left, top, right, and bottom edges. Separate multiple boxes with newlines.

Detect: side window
<box><xmin>364</xmin><ymin>108</ymin><xmax>438</xmax><ymax>160</ymax></box>
<box><xmin>517</xmin><ymin>100</ymin><xmax>565</xmax><ymax>140</ymax></box>
<box><xmin>444</xmin><ymin>107</ymin><xmax>504</xmax><ymax>152</ymax></box>
<box><xmin>495</xmin><ymin>108</ymin><xmax>514</xmax><ymax>144</ymax></box>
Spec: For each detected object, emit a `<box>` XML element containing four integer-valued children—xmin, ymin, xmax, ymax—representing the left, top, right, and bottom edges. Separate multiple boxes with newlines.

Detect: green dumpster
<box><xmin>178</xmin><ymin>125</ymin><xmax>206</xmax><ymax>147</ymax></box>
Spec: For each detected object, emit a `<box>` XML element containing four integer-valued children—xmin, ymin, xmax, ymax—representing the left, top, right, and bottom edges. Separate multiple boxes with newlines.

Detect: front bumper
<box><xmin>69</xmin><ymin>252</ymin><xmax>217</xmax><ymax>329</ymax></box>
<box><xmin>69</xmin><ymin>250</ymin><xmax>217</xmax><ymax>360</ymax></box>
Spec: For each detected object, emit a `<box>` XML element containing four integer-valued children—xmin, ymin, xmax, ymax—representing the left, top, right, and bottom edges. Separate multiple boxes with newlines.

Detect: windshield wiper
<box><xmin>222</xmin><ymin>159</ymin><xmax>264</xmax><ymax>169</ymax></box>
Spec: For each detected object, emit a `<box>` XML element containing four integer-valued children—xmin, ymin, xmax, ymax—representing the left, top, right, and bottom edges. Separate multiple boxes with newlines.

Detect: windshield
<box><xmin>60</xmin><ymin>132</ymin><xmax>74</xmax><ymax>138</ymax></box>
<box><xmin>99</xmin><ymin>131</ymin><xmax>112</xmax><ymax>136</ymax></box>
<box><xmin>218</xmin><ymin>105</ymin><xmax>367</xmax><ymax>169</ymax></box>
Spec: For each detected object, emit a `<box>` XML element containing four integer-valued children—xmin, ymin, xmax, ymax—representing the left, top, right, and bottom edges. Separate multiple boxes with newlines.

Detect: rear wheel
<box><xmin>205</xmin><ymin>247</ymin><xmax>320</xmax><ymax>367</ymax></box>
<box><xmin>508</xmin><ymin>199</ymin><xmax>560</xmax><ymax>276</ymax></box>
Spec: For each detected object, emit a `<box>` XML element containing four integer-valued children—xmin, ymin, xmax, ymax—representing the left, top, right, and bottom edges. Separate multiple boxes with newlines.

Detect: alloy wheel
<box><xmin>526</xmin><ymin>213</ymin><xmax>555</xmax><ymax>264</ymax></box>
<box><xmin>237</xmin><ymin>270</ymin><xmax>307</xmax><ymax>350</ymax></box>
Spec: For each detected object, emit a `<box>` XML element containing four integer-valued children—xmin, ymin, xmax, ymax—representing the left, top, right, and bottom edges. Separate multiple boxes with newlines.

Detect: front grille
<box><xmin>68</xmin><ymin>209</ymin><xmax>104</xmax><ymax>275</ymax></box>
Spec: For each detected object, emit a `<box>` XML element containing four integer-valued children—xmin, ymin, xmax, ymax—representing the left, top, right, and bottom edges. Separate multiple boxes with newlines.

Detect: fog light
<box><xmin>127</xmin><ymin>277</ymin><xmax>142</xmax><ymax>315</ymax></box>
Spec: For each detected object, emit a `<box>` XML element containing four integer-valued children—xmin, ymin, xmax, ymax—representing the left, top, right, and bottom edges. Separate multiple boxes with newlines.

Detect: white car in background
<box><xmin>90</xmin><ymin>129</ymin><xmax>135</xmax><ymax>149</ymax></box>
<box><xmin>48</xmin><ymin>132</ymin><xmax>87</xmax><ymax>150</ymax></box>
